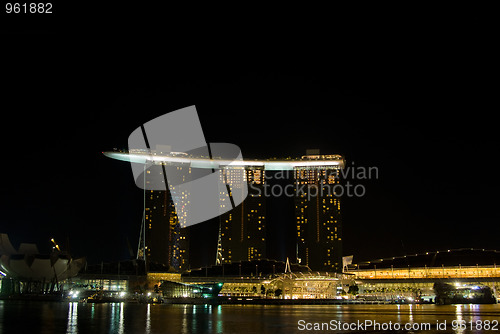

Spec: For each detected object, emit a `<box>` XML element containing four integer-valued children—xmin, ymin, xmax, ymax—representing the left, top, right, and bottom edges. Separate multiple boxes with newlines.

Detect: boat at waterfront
<box><xmin>434</xmin><ymin>282</ymin><xmax>497</xmax><ymax>305</ymax></box>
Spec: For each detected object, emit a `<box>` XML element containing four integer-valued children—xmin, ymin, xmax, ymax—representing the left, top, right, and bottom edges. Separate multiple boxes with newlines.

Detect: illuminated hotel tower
<box><xmin>294</xmin><ymin>151</ymin><xmax>343</xmax><ymax>272</ymax></box>
<box><xmin>104</xmin><ymin>147</ymin><xmax>344</xmax><ymax>273</ymax></box>
<box><xmin>139</xmin><ymin>163</ymin><xmax>190</xmax><ymax>272</ymax></box>
<box><xmin>217</xmin><ymin>166</ymin><xmax>266</xmax><ymax>264</ymax></box>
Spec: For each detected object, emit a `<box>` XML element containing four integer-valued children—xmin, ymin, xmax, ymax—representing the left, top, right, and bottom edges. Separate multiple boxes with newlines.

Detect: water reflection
<box><xmin>0</xmin><ymin>301</ymin><xmax>498</xmax><ymax>334</ymax></box>
<box><xmin>109</xmin><ymin>303</ymin><xmax>117</xmax><ymax>333</ymax></box>
<box><xmin>455</xmin><ymin>304</ymin><xmax>464</xmax><ymax>334</ymax></box>
<box><xmin>0</xmin><ymin>301</ymin><xmax>4</xmax><ymax>334</ymax></box>
<box><xmin>216</xmin><ymin>305</ymin><xmax>223</xmax><ymax>333</ymax></box>
<box><xmin>145</xmin><ymin>303</ymin><xmax>151</xmax><ymax>334</ymax></box>
<box><xmin>66</xmin><ymin>302</ymin><xmax>78</xmax><ymax>334</ymax></box>
<box><xmin>118</xmin><ymin>303</ymin><xmax>124</xmax><ymax>334</ymax></box>
<box><xmin>181</xmin><ymin>305</ymin><xmax>188</xmax><ymax>334</ymax></box>
<box><xmin>408</xmin><ymin>303</ymin><xmax>413</xmax><ymax>324</ymax></box>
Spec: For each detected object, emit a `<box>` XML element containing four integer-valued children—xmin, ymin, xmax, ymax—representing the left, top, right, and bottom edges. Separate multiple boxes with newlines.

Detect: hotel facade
<box><xmin>105</xmin><ymin>149</ymin><xmax>345</xmax><ymax>273</ymax></box>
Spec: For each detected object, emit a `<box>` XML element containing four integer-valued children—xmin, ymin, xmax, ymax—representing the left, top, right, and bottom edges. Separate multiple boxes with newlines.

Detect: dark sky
<box><xmin>1</xmin><ymin>13</ymin><xmax>498</xmax><ymax>267</ymax></box>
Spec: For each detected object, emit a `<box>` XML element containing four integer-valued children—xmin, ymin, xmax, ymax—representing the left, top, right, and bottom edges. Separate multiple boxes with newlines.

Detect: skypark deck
<box><xmin>103</xmin><ymin>151</ymin><xmax>345</xmax><ymax>171</ymax></box>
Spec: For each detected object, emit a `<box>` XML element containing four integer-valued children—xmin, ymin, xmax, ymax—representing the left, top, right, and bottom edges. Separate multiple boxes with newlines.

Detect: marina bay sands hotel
<box><xmin>104</xmin><ymin>149</ymin><xmax>345</xmax><ymax>273</ymax></box>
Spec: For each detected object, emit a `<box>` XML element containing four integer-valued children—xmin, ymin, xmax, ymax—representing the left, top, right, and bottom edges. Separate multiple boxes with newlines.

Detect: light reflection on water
<box><xmin>145</xmin><ymin>303</ymin><xmax>150</xmax><ymax>334</ymax></box>
<box><xmin>66</xmin><ymin>302</ymin><xmax>78</xmax><ymax>334</ymax></box>
<box><xmin>0</xmin><ymin>301</ymin><xmax>499</xmax><ymax>334</ymax></box>
<box><xmin>455</xmin><ymin>305</ymin><xmax>464</xmax><ymax>334</ymax></box>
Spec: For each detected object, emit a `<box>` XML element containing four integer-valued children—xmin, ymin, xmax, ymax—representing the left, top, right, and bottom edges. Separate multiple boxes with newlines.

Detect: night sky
<box><xmin>1</xmin><ymin>14</ymin><xmax>498</xmax><ymax>268</ymax></box>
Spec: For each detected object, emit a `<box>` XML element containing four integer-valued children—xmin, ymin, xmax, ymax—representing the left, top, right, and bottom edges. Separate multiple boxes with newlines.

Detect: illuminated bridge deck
<box><xmin>347</xmin><ymin>249</ymin><xmax>500</xmax><ymax>280</ymax></box>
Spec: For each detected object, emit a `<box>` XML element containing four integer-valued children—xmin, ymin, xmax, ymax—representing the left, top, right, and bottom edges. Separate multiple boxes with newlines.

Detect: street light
<box><xmin>50</xmin><ymin>238</ymin><xmax>60</xmax><ymax>251</ymax></box>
